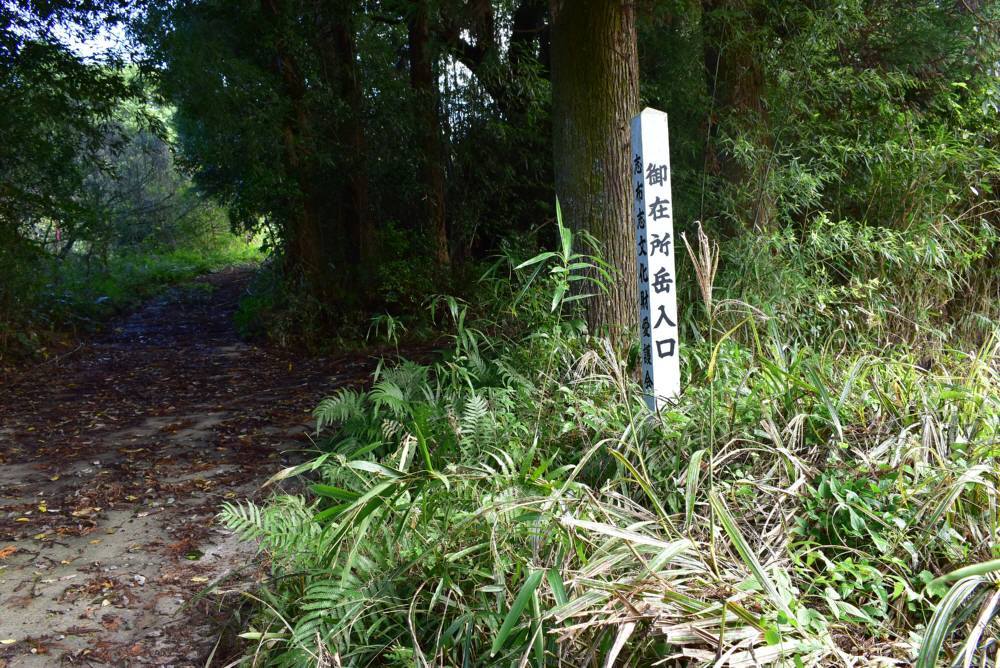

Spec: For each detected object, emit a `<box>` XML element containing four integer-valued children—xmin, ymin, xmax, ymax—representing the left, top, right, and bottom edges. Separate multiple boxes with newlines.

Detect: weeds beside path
<box><xmin>0</xmin><ymin>267</ymin><xmax>371</xmax><ymax>666</ymax></box>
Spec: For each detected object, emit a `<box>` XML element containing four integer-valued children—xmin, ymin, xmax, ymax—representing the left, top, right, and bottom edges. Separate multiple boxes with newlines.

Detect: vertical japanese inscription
<box><xmin>630</xmin><ymin>108</ymin><xmax>680</xmax><ymax>410</ymax></box>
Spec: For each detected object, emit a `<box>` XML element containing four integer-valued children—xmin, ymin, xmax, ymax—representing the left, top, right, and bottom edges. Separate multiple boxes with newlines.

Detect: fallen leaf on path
<box><xmin>100</xmin><ymin>615</ymin><xmax>122</xmax><ymax>631</ymax></box>
<box><xmin>0</xmin><ymin>547</ymin><xmax>17</xmax><ymax>559</ymax></box>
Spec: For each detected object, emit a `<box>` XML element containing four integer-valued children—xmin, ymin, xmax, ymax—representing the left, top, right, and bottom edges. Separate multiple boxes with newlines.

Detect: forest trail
<box><xmin>0</xmin><ymin>269</ymin><xmax>370</xmax><ymax>666</ymax></box>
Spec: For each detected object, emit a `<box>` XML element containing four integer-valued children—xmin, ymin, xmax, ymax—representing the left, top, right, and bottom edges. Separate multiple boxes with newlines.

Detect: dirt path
<box><xmin>0</xmin><ymin>269</ymin><xmax>371</xmax><ymax>666</ymax></box>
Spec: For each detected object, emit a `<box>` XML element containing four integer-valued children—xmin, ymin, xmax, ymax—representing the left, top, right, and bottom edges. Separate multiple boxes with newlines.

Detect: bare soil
<box><xmin>0</xmin><ymin>268</ymin><xmax>372</xmax><ymax>666</ymax></box>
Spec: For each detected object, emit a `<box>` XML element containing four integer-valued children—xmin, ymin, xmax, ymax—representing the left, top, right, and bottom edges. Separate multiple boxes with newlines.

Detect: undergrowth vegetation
<box><xmin>223</xmin><ymin>218</ymin><xmax>999</xmax><ymax>666</ymax></box>
<box><xmin>0</xmin><ymin>46</ymin><xmax>262</xmax><ymax>360</ymax></box>
<box><xmin>0</xmin><ymin>230</ymin><xmax>260</xmax><ymax>359</ymax></box>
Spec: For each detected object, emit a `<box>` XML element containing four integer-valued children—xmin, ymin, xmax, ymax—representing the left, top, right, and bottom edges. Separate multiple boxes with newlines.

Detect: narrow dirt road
<box><xmin>0</xmin><ymin>269</ymin><xmax>371</xmax><ymax>666</ymax></box>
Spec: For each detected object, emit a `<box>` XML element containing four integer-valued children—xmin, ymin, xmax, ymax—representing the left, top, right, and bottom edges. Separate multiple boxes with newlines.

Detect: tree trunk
<box><xmin>262</xmin><ymin>0</ymin><xmax>331</xmax><ymax>302</ymax></box>
<box><xmin>409</xmin><ymin>0</ymin><xmax>450</xmax><ymax>270</ymax></box>
<box><xmin>703</xmin><ymin>0</ymin><xmax>774</xmax><ymax>231</ymax></box>
<box><xmin>316</xmin><ymin>6</ymin><xmax>375</xmax><ymax>303</ymax></box>
<box><xmin>550</xmin><ymin>0</ymin><xmax>639</xmax><ymax>337</ymax></box>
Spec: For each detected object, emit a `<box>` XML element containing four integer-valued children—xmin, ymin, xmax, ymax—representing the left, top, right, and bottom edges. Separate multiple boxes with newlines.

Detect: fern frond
<box><xmin>460</xmin><ymin>393</ymin><xmax>489</xmax><ymax>448</ymax></box>
<box><xmin>314</xmin><ymin>388</ymin><xmax>365</xmax><ymax>431</ymax></box>
<box><xmin>370</xmin><ymin>379</ymin><xmax>407</xmax><ymax>416</ymax></box>
<box><xmin>220</xmin><ymin>500</ymin><xmax>265</xmax><ymax>542</ymax></box>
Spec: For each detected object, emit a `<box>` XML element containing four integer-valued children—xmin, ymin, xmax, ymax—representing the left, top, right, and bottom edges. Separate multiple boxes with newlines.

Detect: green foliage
<box><xmin>4</xmin><ymin>0</ymin><xmax>1000</xmax><ymax>661</ymax></box>
<box><xmin>139</xmin><ymin>0</ymin><xmax>557</xmax><ymax>329</ymax></box>
<box><xmin>0</xmin><ymin>6</ymin><xmax>136</xmax><ymax>234</ymax></box>
<box><xmin>131</xmin><ymin>0</ymin><xmax>1000</xmax><ymax>349</ymax></box>
<box><xmin>0</xmin><ymin>5</ymin><xmax>251</xmax><ymax>356</ymax></box>
<box><xmin>225</xmin><ymin>214</ymin><xmax>999</xmax><ymax>664</ymax></box>
<box><xmin>1</xmin><ymin>4</ymin><xmax>138</xmax><ymax>352</ymax></box>
<box><xmin>514</xmin><ymin>198</ymin><xmax>611</xmax><ymax>314</ymax></box>
<box><xmin>916</xmin><ymin>569</ymin><xmax>1000</xmax><ymax>668</ymax></box>
<box><xmin>0</xmin><ymin>232</ymin><xmax>260</xmax><ymax>358</ymax></box>
<box><xmin>55</xmin><ymin>236</ymin><xmax>260</xmax><ymax>312</ymax></box>
<box><xmin>642</xmin><ymin>0</ymin><xmax>1000</xmax><ymax>348</ymax></box>
<box><xmin>232</xmin><ymin>262</ymin><xmax>346</xmax><ymax>349</ymax></box>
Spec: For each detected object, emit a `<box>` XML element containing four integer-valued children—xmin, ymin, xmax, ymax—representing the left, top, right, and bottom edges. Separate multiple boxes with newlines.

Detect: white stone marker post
<box><xmin>631</xmin><ymin>107</ymin><xmax>680</xmax><ymax>411</ymax></box>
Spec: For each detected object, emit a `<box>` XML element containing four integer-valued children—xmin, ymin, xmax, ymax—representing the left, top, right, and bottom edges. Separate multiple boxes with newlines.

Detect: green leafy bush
<box><xmin>223</xmin><ymin>210</ymin><xmax>999</xmax><ymax>664</ymax></box>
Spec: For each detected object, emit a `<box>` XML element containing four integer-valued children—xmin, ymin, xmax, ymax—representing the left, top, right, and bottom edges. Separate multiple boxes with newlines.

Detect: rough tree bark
<box><xmin>409</xmin><ymin>0</ymin><xmax>450</xmax><ymax>270</ymax></box>
<box><xmin>262</xmin><ymin>0</ymin><xmax>328</xmax><ymax>300</ymax></box>
<box><xmin>316</xmin><ymin>5</ymin><xmax>375</xmax><ymax>297</ymax></box>
<box><xmin>702</xmin><ymin>0</ymin><xmax>774</xmax><ymax>231</ymax></box>
<box><xmin>264</xmin><ymin>0</ymin><xmax>372</xmax><ymax>310</ymax></box>
<box><xmin>550</xmin><ymin>0</ymin><xmax>640</xmax><ymax>337</ymax></box>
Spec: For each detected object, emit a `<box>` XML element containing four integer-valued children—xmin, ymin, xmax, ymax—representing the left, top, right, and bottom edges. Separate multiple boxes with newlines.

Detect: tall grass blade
<box><xmin>917</xmin><ymin>576</ymin><xmax>989</xmax><ymax>668</ymax></box>
<box><xmin>931</xmin><ymin>558</ymin><xmax>1000</xmax><ymax>587</ymax></box>
<box><xmin>491</xmin><ymin>569</ymin><xmax>544</xmax><ymax>657</ymax></box>
<box><xmin>684</xmin><ymin>449</ymin><xmax>706</xmax><ymax>530</ymax></box>
<box><xmin>710</xmin><ymin>491</ymin><xmax>794</xmax><ymax>623</ymax></box>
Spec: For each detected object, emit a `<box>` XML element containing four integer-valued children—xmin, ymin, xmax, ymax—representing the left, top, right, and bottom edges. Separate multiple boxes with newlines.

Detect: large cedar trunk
<box><xmin>316</xmin><ymin>6</ymin><xmax>375</xmax><ymax>301</ymax></box>
<box><xmin>550</xmin><ymin>0</ymin><xmax>639</xmax><ymax>337</ymax></box>
<box><xmin>265</xmin><ymin>0</ymin><xmax>371</xmax><ymax>311</ymax></box>
<box><xmin>703</xmin><ymin>0</ymin><xmax>774</xmax><ymax>231</ymax></box>
<box><xmin>262</xmin><ymin>0</ymin><xmax>327</xmax><ymax>298</ymax></box>
<box><xmin>409</xmin><ymin>0</ymin><xmax>450</xmax><ymax>270</ymax></box>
